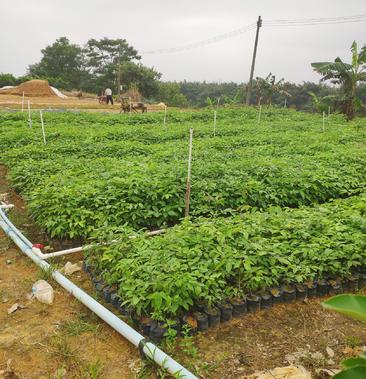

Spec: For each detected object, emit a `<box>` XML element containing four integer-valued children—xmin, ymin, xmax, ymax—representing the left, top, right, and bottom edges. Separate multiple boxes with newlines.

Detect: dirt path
<box><xmin>1</xmin><ymin>168</ymin><xmax>366</xmax><ymax>379</ymax></box>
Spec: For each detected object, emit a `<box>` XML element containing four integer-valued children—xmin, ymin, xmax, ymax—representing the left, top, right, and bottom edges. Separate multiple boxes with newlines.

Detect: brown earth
<box><xmin>1</xmin><ymin>167</ymin><xmax>366</xmax><ymax>379</ymax></box>
<box><xmin>0</xmin><ymin>80</ymin><xmax>56</xmax><ymax>98</ymax></box>
<box><xmin>0</xmin><ymin>92</ymin><xmax>165</xmax><ymax>112</ymax></box>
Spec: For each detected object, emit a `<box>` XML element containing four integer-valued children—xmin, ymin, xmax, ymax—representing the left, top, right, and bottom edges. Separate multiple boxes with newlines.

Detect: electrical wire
<box><xmin>141</xmin><ymin>23</ymin><xmax>256</xmax><ymax>54</ymax></box>
<box><xmin>140</xmin><ymin>14</ymin><xmax>366</xmax><ymax>55</ymax></box>
<box><xmin>266</xmin><ymin>14</ymin><xmax>366</xmax><ymax>27</ymax></box>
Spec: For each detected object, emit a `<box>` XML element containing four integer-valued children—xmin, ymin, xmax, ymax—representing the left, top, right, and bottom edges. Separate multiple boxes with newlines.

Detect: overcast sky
<box><xmin>1</xmin><ymin>0</ymin><xmax>365</xmax><ymax>83</ymax></box>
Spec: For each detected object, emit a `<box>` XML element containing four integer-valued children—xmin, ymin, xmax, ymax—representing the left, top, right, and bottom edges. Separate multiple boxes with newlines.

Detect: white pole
<box><xmin>284</xmin><ymin>98</ymin><xmax>287</xmax><ymax>108</ymax></box>
<box><xmin>185</xmin><ymin>128</ymin><xmax>193</xmax><ymax>218</ymax></box>
<box><xmin>21</xmin><ymin>92</ymin><xmax>25</xmax><ymax>112</ymax></box>
<box><xmin>129</xmin><ymin>98</ymin><xmax>132</xmax><ymax>117</ymax></box>
<box><xmin>163</xmin><ymin>105</ymin><xmax>167</xmax><ymax>127</ymax></box>
<box><xmin>258</xmin><ymin>105</ymin><xmax>262</xmax><ymax>123</ymax></box>
<box><xmin>27</xmin><ymin>100</ymin><xmax>32</xmax><ymax>128</ymax></box>
<box><xmin>328</xmin><ymin>105</ymin><xmax>330</xmax><ymax>122</ymax></box>
<box><xmin>40</xmin><ymin>110</ymin><xmax>46</xmax><ymax>144</ymax></box>
<box><xmin>217</xmin><ymin>97</ymin><xmax>220</xmax><ymax>109</ymax></box>
<box><xmin>322</xmin><ymin>111</ymin><xmax>326</xmax><ymax>132</ymax></box>
<box><xmin>213</xmin><ymin>110</ymin><xmax>217</xmax><ymax>137</ymax></box>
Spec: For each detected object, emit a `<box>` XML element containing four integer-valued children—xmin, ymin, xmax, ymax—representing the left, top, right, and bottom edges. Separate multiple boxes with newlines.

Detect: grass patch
<box><xmin>60</xmin><ymin>314</ymin><xmax>99</xmax><ymax>337</ymax></box>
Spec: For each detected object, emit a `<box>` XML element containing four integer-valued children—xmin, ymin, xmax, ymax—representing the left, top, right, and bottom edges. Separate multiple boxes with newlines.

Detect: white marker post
<box><xmin>284</xmin><ymin>98</ymin><xmax>287</xmax><ymax>108</ymax></box>
<box><xmin>184</xmin><ymin>128</ymin><xmax>194</xmax><ymax>218</ymax></box>
<box><xmin>213</xmin><ymin>110</ymin><xmax>217</xmax><ymax>137</ymax></box>
<box><xmin>258</xmin><ymin>105</ymin><xmax>262</xmax><ymax>123</ymax></box>
<box><xmin>322</xmin><ymin>111</ymin><xmax>326</xmax><ymax>132</ymax></box>
<box><xmin>129</xmin><ymin>97</ymin><xmax>132</xmax><ymax>117</ymax></box>
<box><xmin>21</xmin><ymin>92</ymin><xmax>25</xmax><ymax>112</ymax></box>
<box><xmin>40</xmin><ymin>110</ymin><xmax>46</xmax><ymax>144</ymax></box>
<box><xmin>163</xmin><ymin>105</ymin><xmax>167</xmax><ymax>127</ymax></box>
<box><xmin>328</xmin><ymin>106</ymin><xmax>331</xmax><ymax>123</ymax></box>
<box><xmin>27</xmin><ymin>100</ymin><xmax>32</xmax><ymax>128</ymax></box>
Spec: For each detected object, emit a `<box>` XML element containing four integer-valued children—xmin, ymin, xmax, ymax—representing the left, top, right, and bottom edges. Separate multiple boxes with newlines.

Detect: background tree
<box><xmin>0</xmin><ymin>73</ymin><xmax>17</xmax><ymax>88</ymax></box>
<box><xmin>28</xmin><ymin>37</ymin><xmax>88</xmax><ymax>91</ymax></box>
<box><xmin>311</xmin><ymin>41</ymin><xmax>366</xmax><ymax>120</ymax></box>
<box><xmin>84</xmin><ymin>38</ymin><xmax>140</xmax><ymax>75</ymax></box>
<box><xmin>155</xmin><ymin>82</ymin><xmax>188</xmax><ymax>107</ymax></box>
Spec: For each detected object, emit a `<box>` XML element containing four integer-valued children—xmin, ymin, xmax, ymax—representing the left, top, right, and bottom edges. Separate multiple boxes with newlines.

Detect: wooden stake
<box><xmin>129</xmin><ymin>98</ymin><xmax>132</xmax><ymax>117</ymax></box>
<box><xmin>213</xmin><ymin>110</ymin><xmax>217</xmax><ymax>137</ymax></box>
<box><xmin>163</xmin><ymin>105</ymin><xmax>167</xmax><ymax>127</ymax></box>
<box><xmin>21</xmin><ymin>92</ymin><xmax>25</xmax><ymax>112</ymax></box>
<box><xmin>184</xmin><ymin>128</ymin><xmax>194</xmax><ymax>218</ymax></box>
<box><xmin>40</xmin><ymin>110</ymin><xmax>46</xmax><ymax>144</ymax></box>
<box><xmin>27</xmin><ymin>100</ymin><xmax>32</xmax><ymax>128</ymax></box>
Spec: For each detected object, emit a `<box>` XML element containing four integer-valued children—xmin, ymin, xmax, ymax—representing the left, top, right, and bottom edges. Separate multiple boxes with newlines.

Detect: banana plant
<box><xmin>256</xmin><ymin>73</ymin><xmax>291</xmax><ymax>106</ymax></box>
<box><xmin>311</xmin><ymin>41</ymin><xmax>366</xmax><ymax>120</ymax></box>
<box><xmin>322</xmin><ymin>295</ymin><xmax>366</xmax><ymax>378</ymax></box>
<box><xmin>308</xmin><ymin>91</ymin><xmax>336</xmax><ymax>113</ymax></box>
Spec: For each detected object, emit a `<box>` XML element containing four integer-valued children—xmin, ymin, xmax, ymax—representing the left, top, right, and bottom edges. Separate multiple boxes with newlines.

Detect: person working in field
<box><xmin>104</xmin><ymin>88</ymin><xmax>113</xmax><ymax>105</ymax></box>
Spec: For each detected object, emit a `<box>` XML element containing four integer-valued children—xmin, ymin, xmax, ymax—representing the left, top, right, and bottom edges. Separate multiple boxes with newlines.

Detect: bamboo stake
<box><xmin>213</xmin><ymin>110</ymin><xmax>217</xmax><ymax>137</ymax></box>
<box><xmin>184</xmin><ymin>128</ymin><xmax>194</xmax><ymax>218</ymax></box>
<box><xmin>258</xmin><ymin>105</ymin><xmax>262</xmax><ymax>123</ymax></box>
<box><xmin>27</xmin><ymin>100</ymin><xmax>32</xmax><ymax>128</ymax></box>
<box><xmin>328</xmin><ymin>106</ymin><xmax>330</xmax><ymax>123</ymax></box>
<box><xmin>21</xmin><ymin>92</ymin><xmax>25</xmax><ymax>112</ymax></box>
<box><xmin>40</xmin><ymin>110</ymin><xmax>46</xmax><ymax>144</ymax></box>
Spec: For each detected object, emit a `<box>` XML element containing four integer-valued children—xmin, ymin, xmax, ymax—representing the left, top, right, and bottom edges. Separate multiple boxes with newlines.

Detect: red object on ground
<box><xmin>32</xmin><ymin>243</ymin><xmax>44</xmax><ymax>249</ymax></box>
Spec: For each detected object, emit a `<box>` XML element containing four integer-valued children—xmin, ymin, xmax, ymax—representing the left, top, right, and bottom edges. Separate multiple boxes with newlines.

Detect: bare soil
<box><xmin>0</xmin><ymin>94</ymin><xmax>164</xmax><ymax>112</ymax></box>
<box><xmin>1</xmin><ymin>167</ymin><xmax>366</xmax><ymax>379</ymax></box>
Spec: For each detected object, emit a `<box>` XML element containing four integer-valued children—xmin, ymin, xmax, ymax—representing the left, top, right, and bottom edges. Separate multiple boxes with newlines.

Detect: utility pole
<box><xmin>246</xmin><ymin>16</ymin><xmax>262</xmax><ymax>105</ymax></box>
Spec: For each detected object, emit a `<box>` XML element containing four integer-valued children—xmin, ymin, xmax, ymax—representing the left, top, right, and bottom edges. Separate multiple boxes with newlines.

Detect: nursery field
<box><xmin>1</xmin><ymin>107</ymin><xmax>366</xmax><ymax>329</ymax></box>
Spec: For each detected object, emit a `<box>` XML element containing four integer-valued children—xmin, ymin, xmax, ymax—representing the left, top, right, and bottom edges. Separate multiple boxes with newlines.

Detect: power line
<box><xmin>141</xmin><ymin>23</ymin><xmax>256</xmax><ymax>54</ymax></box>
<box><xmin>139</xmin><ymin>14</ymin><xmax>366</xmax><ymax>55</ymax></box>
<box><xmin>266</xmin><ymin>14</ymin><xmax>366</xmax><ymax>25</ymax></box>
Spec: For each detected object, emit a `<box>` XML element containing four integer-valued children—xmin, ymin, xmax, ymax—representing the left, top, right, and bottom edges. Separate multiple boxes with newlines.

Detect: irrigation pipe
<box><xmin>0</xmin><ymin>207</ymin><xmax>197</xmax><ymax>379</ymax></box>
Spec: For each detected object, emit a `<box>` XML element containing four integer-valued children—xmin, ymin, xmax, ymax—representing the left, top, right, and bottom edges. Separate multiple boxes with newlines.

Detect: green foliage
<box><xmin>90</xmin><ymin>193</ymin><xmax>366</xmax><ymax>319</ymax></box>
<box><xmin>312</xmin><ymin>41</ymin><xmax>366</xmax><ymax>120</ymax></box>
<box><xmin>322</xmin><ymin>295</ymin><xmax>366</xmax><ymax>378</ymax></box>
<box><xmin>28</xmin><ymin>37</ymin><xmax>89</xmax><ymax>91</ymax></box>
<box><xmin>156</xmin><ymin>82</ymin><xmax>189</xmax><ymax>107</ymax></box>
<box><xmin>322</xmin><ymin>295</ymin><xmax>366</xmax><ymax>323</ymax></box>
<box><xmin>1</xmin><ymin>108</ymin><xmax>365</xmax><ymax>239</ymax></box>
<box><xmin>1</xmin><ymin>107</ymin><xmax>365</xmax><ymax>321</ymax></box>
<box><xmin>0</xmin><ymin>73</ymin><xmax>17</xmax><ymax>87</ymax></box>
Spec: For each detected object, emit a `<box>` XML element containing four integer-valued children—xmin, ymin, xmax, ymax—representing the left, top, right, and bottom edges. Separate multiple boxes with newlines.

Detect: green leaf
<box><xmin>342</xmin><ymin>356</ymin><xmax>366</xmax><ymax>369</ymax></box>
<box><xmin>333</xmin><ymin>366</ymin><xmax>366</xmax><ymax>379</ymax></box>
<box><xmin>322</xmin><ymin>295</ymin><xmax>366</xmax><ymax>323</ymax></box>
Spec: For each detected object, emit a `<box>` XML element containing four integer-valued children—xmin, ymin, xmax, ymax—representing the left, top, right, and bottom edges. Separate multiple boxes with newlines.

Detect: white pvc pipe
<box><xmin>37</xmin><ymin>229</ymin><xmax>166</xmax><ymax>259</ymax></box>
<box><xmin>0</xmin><ymin>208</ymin><xmax>196</xmax><ymax>379</ymax></box>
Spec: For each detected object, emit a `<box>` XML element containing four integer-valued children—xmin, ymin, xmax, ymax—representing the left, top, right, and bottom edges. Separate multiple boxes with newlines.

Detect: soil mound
<box><xmin>0</xmin><ymin>80</ymin><xmax>56</xmax><ymax>97</ymax></box>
